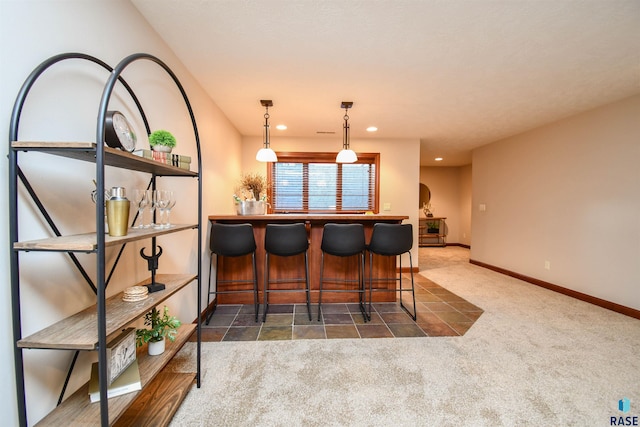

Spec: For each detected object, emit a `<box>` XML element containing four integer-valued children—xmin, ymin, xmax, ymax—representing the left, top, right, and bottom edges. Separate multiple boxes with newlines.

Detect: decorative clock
<box><xmin>104</xmin><ymin>110</ymin><xmax>137</xmax><ymax>152</ymax></box>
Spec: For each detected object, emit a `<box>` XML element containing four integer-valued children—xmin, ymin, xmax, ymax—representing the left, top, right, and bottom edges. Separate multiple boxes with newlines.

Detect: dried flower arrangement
<box><xmin>423</xmin><ymin>202</ymin><xmax>433</xmax><ymax>217</ymax></box>
<box><xmin>234</xmin><ymin>172</ymin><xmax>268</xmax><ymax>202</ymax></box>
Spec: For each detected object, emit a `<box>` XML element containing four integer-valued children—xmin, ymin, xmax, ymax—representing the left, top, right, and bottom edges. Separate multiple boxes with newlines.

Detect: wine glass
<box><xmin>133</xmin><ymin>189</ymin><xmax>148</xmax><ymax>228</ymax></box>
<box><xmin>145</xmin><ymin>189</ymin><xmax>156</xmax><ymax>228</ymax></box>
<box><xmin>153</xmin><ymin>190</ymin><xmax>168</xmax><ymax>229</ymax></box>
<box><xmin>163</xmin><ymin>191</ymin><xmax>176</xmax><ymax>228</ymax></box>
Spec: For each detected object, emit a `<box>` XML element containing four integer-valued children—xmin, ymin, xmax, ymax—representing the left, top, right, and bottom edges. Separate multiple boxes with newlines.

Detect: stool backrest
<box><xmin>321</xmin><ymin>223</ymin><xmax>365</xmax><ymax>257</ymax></box>
<box><xmin>368</xmin><ymin>223</ymin><xmax>413</xmax><ymax>256</ymax></box>
<box><xmin>209</xmin><ymin>223</ymin><xmax>256</xmax><ymax>256</ymax></box>
<box><xmin>265</xmin><ymin>223</ymin><xmax>309</xmax><ymax>256</ymax></box>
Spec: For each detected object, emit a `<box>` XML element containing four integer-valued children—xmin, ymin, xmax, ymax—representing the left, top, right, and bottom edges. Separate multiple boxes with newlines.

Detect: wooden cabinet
<box><xmin>8</xmin><ymin>53</ymin><xmax>202</xmax><ymax>426</ymax></box>
<box><xmin>419</xmin><ymin>217</ymin><xmax>447</xmax><ymax>247</ymax></box>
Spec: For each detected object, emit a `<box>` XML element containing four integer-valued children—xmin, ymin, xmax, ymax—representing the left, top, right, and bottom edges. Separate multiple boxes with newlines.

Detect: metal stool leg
<box><xmin>318</xmin><ymin>251</ymin><xmax>367</xmax><ymax>322</ymax></box>
<box><xmin>262</xmin><ymin>253</ymin><xmax>270</xmax><ymax>322</ymax></box>
<box><xmin>304</xmin><ymin>251</ymin><xmax>311</xmax><ymax>320</ymax></box>
<box><xmin>367</xmin><ymin>251</ymin><xmax>374</xmax><ymax>321</ymax></box>
<box><xmin>358</xmin><ymin>252</ymin><xmax>367</xmax><ymax>320</ymax></box>
<box><xmin>398</xmin><ymin>252</ymin><xmax>417</xmax><ymax>321</ymax></box>
<box><xmin>205</xmin><ymin>252</ymin><xmax>215</xmax><ymax>325</ymax></box>
<box><xmin>252</xmin><ymin>252</ymin><xmax>259</xmax><ymax>322</ymax></box>
<box><xmin>318</xmin><ymin>252</ymin><xmax>325</xmax><ymax>321</ymax></box>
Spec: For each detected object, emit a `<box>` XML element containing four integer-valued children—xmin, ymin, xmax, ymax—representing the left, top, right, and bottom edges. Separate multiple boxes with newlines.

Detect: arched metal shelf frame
<box><xmin>8</xmin><ymin>52</ymin><xmax>203</xmax><ymax>426</ymax></box>
<box><xmin>9</xmin><ymin>53</ymin><xmax>152</xmax><ymax>295</ymax></box>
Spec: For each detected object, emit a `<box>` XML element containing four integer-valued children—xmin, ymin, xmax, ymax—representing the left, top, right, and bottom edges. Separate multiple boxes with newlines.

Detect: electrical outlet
<box><xmin>383</xmin><ymin>202</ymin><xmax>391</xmax><ymax>211</ymax></box>
<box><xmin>544</xmin><ymin>261</ymin><xmax>551</xmax><ymax>270</ymax></box>
<box><xmin>479</xmin><ymin>203</ymin><xmax>486</xmax><ymax>212</ymax></box>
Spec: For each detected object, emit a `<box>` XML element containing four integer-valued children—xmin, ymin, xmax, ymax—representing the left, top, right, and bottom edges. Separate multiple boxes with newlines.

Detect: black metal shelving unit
<box><xmin>8</xmin><ymin>52</ymin><xmax>203</xmax><ymax>426</ymax></box>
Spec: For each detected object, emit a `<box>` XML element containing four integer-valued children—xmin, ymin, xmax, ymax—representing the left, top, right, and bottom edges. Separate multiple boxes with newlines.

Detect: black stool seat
<box><xmin>263</xmin><ymin>223</ymin><xmax>312</xmax><ymax>322</ymax></box>
<box><xmin>207</xmin><ymin>223</ymin><xmax>259</xmax><ymax>323</ymax></box>
<box><xmin>318</xmin><ymin>223</ymin><xmax>367</xmax><ymax>321</ymax></box>
<box><xmin>367</xmin><ymin>223</ymin><xmax>417</xmax><ymax>321</ymax></box>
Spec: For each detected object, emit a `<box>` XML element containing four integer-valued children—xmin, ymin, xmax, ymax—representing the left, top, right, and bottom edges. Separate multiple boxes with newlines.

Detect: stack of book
<box><xmin>88</xmin><ymin>359</ymin><xmax>141</xmax><ymax>403</ymax></box>
<box><xmin>133</xmin><ymin>149</ymin><xmax>191</xmax><ymax>171</ymax></box>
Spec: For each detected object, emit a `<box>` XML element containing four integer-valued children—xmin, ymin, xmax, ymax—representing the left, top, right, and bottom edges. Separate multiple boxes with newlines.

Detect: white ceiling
<box><xmin>131</xmin><ymin>0</ymin><xmax>640</xmax><ymax>166</ymax></box>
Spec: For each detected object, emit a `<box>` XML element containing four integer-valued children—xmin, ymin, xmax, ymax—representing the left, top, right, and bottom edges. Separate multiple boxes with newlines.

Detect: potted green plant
<box><xmin>135</xmin><ymin>306</ymin><xmax>181</xmax><ymax>356</ymax></box>
<box><xmin>148</xmin><ymin>129</ymin><xmax>177</xmax><ymax>153</ymax></box>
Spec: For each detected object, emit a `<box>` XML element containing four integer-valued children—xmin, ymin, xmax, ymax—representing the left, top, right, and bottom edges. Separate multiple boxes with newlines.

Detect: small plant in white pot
<box><xmin>136</xmin><ymin>306</ymin><xmax>181</xmax><ymax>356</ymax></box>
<box><xmin>148</xmin><ymin>129</ymin><xmax>177</xmax><ymax>153</ymax></box>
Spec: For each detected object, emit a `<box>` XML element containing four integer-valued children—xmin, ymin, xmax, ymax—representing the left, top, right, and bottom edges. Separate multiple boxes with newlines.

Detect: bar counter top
<box><xmin>208</xmin><ymin>214</ymin><xmax>409</xmax><ymax>222</ymax></box>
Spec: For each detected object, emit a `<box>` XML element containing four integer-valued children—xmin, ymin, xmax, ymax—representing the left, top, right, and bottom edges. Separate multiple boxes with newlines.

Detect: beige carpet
<box><xmin>167</xmin><ymin>247</ymin><xmax>640</xmax><ymax>426</ymax></box>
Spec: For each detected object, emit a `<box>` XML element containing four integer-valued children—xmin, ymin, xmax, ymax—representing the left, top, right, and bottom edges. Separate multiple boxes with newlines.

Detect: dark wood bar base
<box><xmin>208</xmin><ymin>214</ymin><xmax>409</xmax><ymax>304</ymax></box>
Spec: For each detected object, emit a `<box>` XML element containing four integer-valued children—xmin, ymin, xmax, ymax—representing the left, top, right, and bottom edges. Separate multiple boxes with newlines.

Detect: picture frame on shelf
<box><xmin>106</xmin><ymin>327</ymin><xmax>137</xmax><ymax>385</ymax></box>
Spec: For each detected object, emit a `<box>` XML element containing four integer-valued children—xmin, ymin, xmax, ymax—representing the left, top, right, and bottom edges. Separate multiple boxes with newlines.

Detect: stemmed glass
<box><xmin>153</xmin><ymin>190</ymin><xmax>168</xmax><ymax>229</ymax></box>
<box><xmin>133</xmin><ymin>189</ymin><xmax>149</xmax><ymax>228</ymax></box>
<box><xmin>163</xmin><ymin>191</ymin><xmax>176</xmax><ymax>228</ymax></box>
<box><xmin>146</xmin><ymin>189</ymin><xmax>156</xmax><ymax>228</ymax></box>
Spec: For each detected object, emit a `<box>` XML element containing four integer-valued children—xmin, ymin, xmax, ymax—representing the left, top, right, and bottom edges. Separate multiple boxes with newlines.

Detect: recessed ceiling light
<box><xmin>366</xmin><ymin>126</ymin><xmax>378</xmax><ymax>132</ymax></box>
<box><xmin>435</xmin><ymin>157</ymin><xmax>443</xmax><ymax>161</ymax></box>
<box><xmin>276</xmin><ymin>124</ymin><xmax>287</xmax><ymax>130</ymax></box>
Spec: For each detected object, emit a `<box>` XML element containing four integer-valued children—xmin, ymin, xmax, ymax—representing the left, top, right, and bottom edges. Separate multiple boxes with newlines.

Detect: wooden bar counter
<box><xmin>207</xmin><ymin>214</ymin><xmax>409</xmax><ymax>304</ymax></box>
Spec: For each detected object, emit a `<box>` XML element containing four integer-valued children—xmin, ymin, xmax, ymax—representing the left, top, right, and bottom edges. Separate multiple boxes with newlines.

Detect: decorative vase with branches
<box><xmin>233</xmin><ymin>172</ymin><xmax>268</xmax><ymax>202</ymax></box>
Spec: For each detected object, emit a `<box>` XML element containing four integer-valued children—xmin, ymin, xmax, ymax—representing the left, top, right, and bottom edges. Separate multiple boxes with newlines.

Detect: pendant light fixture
<box><xmin>256</xmin><ymin>99</ymin><xmax>278</xmax><ymax>162</ymax></box>
<box><xmin>336</xmin><ymin>101</ymin><xmax>357</xmax><ymax>163</ymax></box>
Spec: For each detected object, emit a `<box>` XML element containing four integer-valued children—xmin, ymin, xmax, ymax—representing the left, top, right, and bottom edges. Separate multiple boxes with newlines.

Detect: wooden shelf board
<box><xmin>113</xmin><ymin>372</ymin><xmax>195</xmax><ymax>427</ymax></box>
<box><xmin>18</xmin><ymin>274</ymin><xmax>197</xmax><ymax>350</ymax></box>
<box><xmin>12</xmin><ymin>141</ymin><xmax>197</xmax><ymax>177</ymax></box>
<box><xmin>34</xmin><ymin>324</ymin><xmax>196</xmax><ymax>426</ymax></box>
<box><xmin>14</xmin><ymin>224</ymin><xmax>197</xmax><ymax>252</ymax></box>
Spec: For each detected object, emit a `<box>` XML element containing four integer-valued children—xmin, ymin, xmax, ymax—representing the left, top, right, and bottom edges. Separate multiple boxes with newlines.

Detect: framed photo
<box><xmin>106</xmin><ymin>328</ymin><xmax>136</xmax><ymax>385</ymax></box>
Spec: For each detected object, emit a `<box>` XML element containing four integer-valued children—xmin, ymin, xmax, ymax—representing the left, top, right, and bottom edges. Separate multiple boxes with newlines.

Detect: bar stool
<box><xmin>263</xmin><ymin>223</ymin><xmax>312</xmax><ymax>322</ymax></box>
<box><xmin>317</xmin><ymin>223</ymin><xmax>367</xmax><ymax>322</ymax></box>
<box><xmin>206</xmin><ymin>223</ymin><xmax>259</xmax><ymax>323</ymax></box>
<box><xmin>366</xmin><ymin>223</ymin><xmax>417</xmax><ymax>321</ymax></box>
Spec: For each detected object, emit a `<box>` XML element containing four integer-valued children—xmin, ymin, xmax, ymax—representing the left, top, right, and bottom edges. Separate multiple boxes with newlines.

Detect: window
<box><xmin>267</xmin><ymin>152</ymin><xmax>380</xmax><ymax>214</ymax></box>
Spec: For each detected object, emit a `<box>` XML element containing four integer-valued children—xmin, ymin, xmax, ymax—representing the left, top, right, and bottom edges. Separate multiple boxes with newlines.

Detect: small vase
<box><xmin>148</xmin><ymin>338</ymin><xmax>165</xmax><ymax>356</ymax></box>
<box><xmin>152</xmin><ymin>145</ymin><xmax>172</xmax><ymax>153</ymax></box>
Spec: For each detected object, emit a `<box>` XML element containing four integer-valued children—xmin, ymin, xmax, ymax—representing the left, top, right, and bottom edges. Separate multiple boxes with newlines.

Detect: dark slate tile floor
<box><xmin>197</xmin><ymin>274</ymin><xmax>483</xmax><ymax>341</ymax></box>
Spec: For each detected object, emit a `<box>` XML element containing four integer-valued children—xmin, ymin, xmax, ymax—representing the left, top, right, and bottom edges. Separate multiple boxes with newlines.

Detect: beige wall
<box><xmin>0</xmin><ymin>1</ymin><xmax>241</xmax><ymax>424</ymax></box>
<box><xmin>3</xmin><ymin>2</ymin><xmax>638</xmax><ymax>425</ymax></box>
<box><xmin>420</xmin><ymin>165</ymin><xmax>472</xmax><ymax>246</ymax></box>
<box><xmin>471</xmin><ymin>95</ymin><xmax>640</xmax><ymax>310</ymax></box>
<box><xmin>241</xmin><ymin>136</ymin><xmax>421</xmax><ymax>264</ymax></box>
<box><xmin>459</xmin><ymin>165</ymin><xmax>473</xmax><ymax>246</ymax></box>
